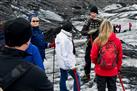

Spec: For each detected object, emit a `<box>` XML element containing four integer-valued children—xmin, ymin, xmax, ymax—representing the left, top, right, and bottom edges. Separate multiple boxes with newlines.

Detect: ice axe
<box><xmin>118</xmin><ymin>73</ymin><xmax>125</xmax><ymax>91</ymax></box>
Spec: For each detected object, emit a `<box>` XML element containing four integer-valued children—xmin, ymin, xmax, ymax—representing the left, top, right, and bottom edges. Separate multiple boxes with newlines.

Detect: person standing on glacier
<box><xmin>55</xmin><ymin>21</ymin><xmax>80</xmax><ymax>91</ymax></box>
<box><xmin>81</xmin><ymin>5</ymin><xmax>103</xmax><ymax>82</ymax></box>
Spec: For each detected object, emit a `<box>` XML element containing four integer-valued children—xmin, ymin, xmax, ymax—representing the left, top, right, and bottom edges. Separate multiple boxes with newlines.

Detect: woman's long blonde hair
<box><xmin>95</xmin><ymin>19</ymin><xmax>113</xmax><ymax>46</ymax></box>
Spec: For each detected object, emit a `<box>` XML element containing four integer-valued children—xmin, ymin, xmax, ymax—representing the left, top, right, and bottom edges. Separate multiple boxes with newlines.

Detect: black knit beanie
<box><xmin>4</xmin><ymin>18</ymin><xmax>32</xmax><ymax>47</ymax></box>
<box><xmin>62</xmin><ymin>21</ymin><xmax>73</xmax><ymax>32</ymax></box>
<box><xmin>90</xmin><ymin>5</ymin><xmax>98</xmax><ymax>14</ymax></box>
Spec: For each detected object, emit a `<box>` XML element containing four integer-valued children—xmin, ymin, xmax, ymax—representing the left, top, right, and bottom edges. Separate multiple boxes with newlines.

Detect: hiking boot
<box><xmin>81</xmin><ymin>74</ymin><xmax>90</xmax><ymax>83</ymax></box>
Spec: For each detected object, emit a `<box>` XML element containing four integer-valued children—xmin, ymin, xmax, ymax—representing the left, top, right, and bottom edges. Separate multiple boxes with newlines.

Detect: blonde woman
<box><xmin>90</xmin><ymin>20</ymin><xmax>123</xmax><ymax>91</ymax></box>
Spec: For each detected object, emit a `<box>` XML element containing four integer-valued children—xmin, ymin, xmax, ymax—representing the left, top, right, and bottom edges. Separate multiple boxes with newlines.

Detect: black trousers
<box><xmin>84</xmin><ymin>41</ymin><xmax>91</xmax><ymax>75</ymax></box>
<box><xmin>96</xmin><ymin>75</ymin><xmax>117</xmax><ymax>91</ymax></box>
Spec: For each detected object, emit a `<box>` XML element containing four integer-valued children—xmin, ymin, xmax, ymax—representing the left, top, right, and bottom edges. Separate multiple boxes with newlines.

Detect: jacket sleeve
<box><xmin>90</xmin><ymin>42</ymin><xmax>99</xmax><ymax>64</ymax></box>
<box><xmin>117</xmin><ymin>40</ymin><xmax>123</xmax><ymax>71</ymax></box>
<box><xmin>81</xmin><ymin>19</ymin><xmax>91</xmax><ymax>36</ymax></box>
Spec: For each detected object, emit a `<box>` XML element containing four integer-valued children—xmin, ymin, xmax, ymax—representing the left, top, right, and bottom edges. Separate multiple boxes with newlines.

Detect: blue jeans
<box><xmin>60</xmin><ymin>68</ymin><xmax>80</xmax><ymax>91</ymax></box>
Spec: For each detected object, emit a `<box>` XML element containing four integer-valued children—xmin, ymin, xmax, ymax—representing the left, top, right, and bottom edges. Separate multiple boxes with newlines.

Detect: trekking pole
<box><xmin>53</xmin><ymin>47</ymin><xmax>55</xmax><ymax>91</ymax></box>
<box><xmin>73</xmin><ymin>69</ymin><xmax>80</xmax><ymax>91</ymax></box>
<box><xmin>118</xmin><ymin>73</ymin><xmax>126</xmax><ymax>91</ymax></box>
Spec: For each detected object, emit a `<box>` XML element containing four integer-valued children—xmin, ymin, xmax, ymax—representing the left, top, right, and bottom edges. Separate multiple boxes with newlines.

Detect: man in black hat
<box><xmin>0</xmin><ymin>18</ymin><xmax>53</xmax><ymax>91</ymax></box>
<box><xmin>81</xmin><ymin>5</ymin><xmax>103</xmax><ymax>82</ymax></box>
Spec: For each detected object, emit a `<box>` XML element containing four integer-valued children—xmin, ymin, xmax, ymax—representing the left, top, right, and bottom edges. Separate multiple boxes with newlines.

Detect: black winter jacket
<box><xmin>0</xmin><ymin>47</ymin><xmax>53</xmax><ymax>91</ymax></box>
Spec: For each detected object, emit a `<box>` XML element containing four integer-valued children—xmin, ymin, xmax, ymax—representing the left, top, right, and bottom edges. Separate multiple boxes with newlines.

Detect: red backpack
<box><xmin>97</xmin><ymin>41</ymin><xmax>118</xmax><ymax>70</ymax></box>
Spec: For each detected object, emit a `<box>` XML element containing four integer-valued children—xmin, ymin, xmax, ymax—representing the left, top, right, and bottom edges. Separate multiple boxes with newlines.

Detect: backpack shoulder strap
<box><xmin>1</xmin><ymin>61</ymin><xmax>32</xmax><ymax>89</ymax></box>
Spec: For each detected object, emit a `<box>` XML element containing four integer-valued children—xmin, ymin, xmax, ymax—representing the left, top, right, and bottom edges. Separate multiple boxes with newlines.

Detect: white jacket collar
<box><xmin>61</xmin><ymin>29</ymin><xmax>72</xmax><ymax>38</ymax></box>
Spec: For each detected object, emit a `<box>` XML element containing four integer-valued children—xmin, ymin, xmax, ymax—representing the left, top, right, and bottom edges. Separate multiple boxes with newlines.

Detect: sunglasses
<box><xmin>32</xmin><ymin>20</ymin><xmax>39</xmax><ymax>22</ymax></box>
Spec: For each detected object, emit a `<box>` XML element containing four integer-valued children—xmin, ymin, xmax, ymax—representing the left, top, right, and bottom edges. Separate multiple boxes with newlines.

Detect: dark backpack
<box><xmin>97</xmin><ymin>41</ymin><xmax>118</xmax><ymax>70</ymax></box>
<box><xmin>0</xmin><ymin>62</ymin><xmax>32</xmax><ymax>90</ymax></box>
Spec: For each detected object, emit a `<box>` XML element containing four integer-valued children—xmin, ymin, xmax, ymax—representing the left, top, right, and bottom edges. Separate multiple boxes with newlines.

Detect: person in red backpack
<box><xmin>90</xmin><ymin>19</ymin><xmax>123</xmax><ymax>91</ymax></box>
